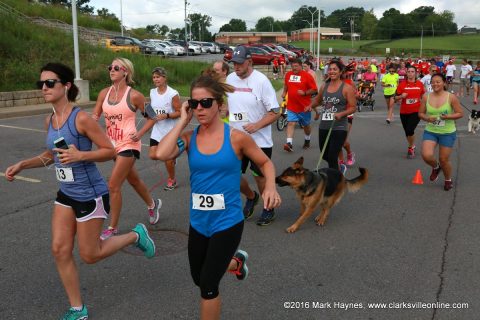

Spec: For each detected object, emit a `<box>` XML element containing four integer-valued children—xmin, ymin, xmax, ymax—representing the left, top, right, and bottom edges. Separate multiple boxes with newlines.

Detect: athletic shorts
<box><xmin>446</xmin><ymin>76</ymin><xmax>453</xmax><ymax>84</ymax></box>
<box><xmin>150</xmin><ymin>138</ymin><xmax>160</xmax><ymax>147</ymax></box>
<box><xmin>287</xmin><ymin>110</ymin><xmax>311</xmax><ymax>127</ymax></box>
<box><xmin>241</xmin><ymin>147</ymin><xmax>272</xmax><ymax>177</ymax></box>
<box><xmin>400</xmin><ymin>113</ymin><xmax>420</xmax><ymax>137</ymax></box>
<box><xmin>117</xmin><ymin>149</ymin><xmax>140</xmax><ymax>159</ymax></box>
<box><xmin>460</xmin><ymin>78</ymin><xmax>469</xmax><ymax>87</ymax></box>
<box><xmin>55</xmin><ymin>190</ymin><xmax>110</xmax><ymax>222</ymax></box>
<box><xmin>384</xmin><ymin>94</ymin><xmax>395</xmax><ymax>99</ymax></box>
<box><xmin>423</xmin><ymin>130</ymin><xmax>457</xmax><ymax>148</ymax></box>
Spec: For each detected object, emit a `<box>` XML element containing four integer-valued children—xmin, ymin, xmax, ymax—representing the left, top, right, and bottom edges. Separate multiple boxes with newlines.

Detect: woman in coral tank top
<box><xmin>92</xmin><ymin>58</ymin><xmax>162</xmax><ymax>240</ymax></box>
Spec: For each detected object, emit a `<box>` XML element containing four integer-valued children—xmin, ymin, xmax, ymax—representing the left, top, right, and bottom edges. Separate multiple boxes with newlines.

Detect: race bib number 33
<box><xmin>192</xmin><ymin>193</ymin><xmax>225</xmax><ymax>210</ymax></box>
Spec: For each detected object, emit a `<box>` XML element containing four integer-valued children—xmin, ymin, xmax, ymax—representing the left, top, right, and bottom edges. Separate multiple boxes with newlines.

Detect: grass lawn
<box><xmin>368</xmin><ymin>34</ymin><xmax>480</xmax><ymax>51</ymax></box>
<box><xmin>292</xmin><ymin>40</ymin><xmax>378</xmax><ymax>51</ymax></box>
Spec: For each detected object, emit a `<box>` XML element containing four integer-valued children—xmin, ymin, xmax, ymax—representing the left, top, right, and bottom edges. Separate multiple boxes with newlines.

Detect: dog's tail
<box><xmin>346</xmin><ymin>168</ymin><xmax>368</xmax><ymax>193</ymax></box>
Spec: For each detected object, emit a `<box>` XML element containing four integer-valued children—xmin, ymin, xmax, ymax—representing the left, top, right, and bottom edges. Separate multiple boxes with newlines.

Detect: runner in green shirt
<box><xmin>382</xmin><ymin>65</ymin><xmax>399</xmax><ymax>124</ymax></box>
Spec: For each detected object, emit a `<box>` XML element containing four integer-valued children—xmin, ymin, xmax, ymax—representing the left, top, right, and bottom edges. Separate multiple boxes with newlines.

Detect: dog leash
<box><xmin>315</xmin><ymin>119</ymin><xmax>335</xmax><ymax>171</ymax></box>
<box><xmin>459</xmin><ymin>102</ymin><xmax>472</xmax><ymax>113</ymax></box>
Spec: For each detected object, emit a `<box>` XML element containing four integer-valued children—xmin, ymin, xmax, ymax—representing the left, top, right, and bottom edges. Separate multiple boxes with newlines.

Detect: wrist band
<box><xmin>177</xmin><ymin>137</ymin><xmax>185</xmax><ymax>154</ymax></box>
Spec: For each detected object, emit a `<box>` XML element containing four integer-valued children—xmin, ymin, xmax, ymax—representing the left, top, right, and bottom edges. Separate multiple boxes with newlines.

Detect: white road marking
<box><xmin>0</xmin><ymin>124</ymin><xmax>45</xmax><ymax>133</ymax></box>
<box><xmin>0</xmin><ymin>172</ymin><xmax>41</xmax><ymax>183</ymax></box>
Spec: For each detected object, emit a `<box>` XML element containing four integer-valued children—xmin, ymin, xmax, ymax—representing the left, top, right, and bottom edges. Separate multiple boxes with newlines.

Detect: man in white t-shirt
<box><xmin>459</xmin><ymin>59</ymin><xmax>473</xmax><ymax>97</ymax></box>
<box><xmin>445</xmin><ymin>61</ymin><xmax>456</xmax><ymax>92</ymax></box>
<box><xmin>226</xmin><ymin>45</ymin><xmax>280</xmax><ymax>226</ymax></box>
<box><xmin>420</xmin><ymin>66</ymin><xmax>436</xmax><ymax>93</ymax></box>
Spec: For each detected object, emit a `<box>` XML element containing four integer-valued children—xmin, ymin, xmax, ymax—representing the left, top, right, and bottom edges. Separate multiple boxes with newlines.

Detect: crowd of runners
<box><xmin>4</xmin><ymin>45</ymin><xmax>476</xmax><ymax>319</ymax></box>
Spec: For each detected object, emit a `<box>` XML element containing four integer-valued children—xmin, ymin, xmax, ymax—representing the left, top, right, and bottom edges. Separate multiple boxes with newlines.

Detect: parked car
<box><xmin>278</xmin><ymin>43</ymin><xmax>305</xmax><ymax>57</ymax></box>
<box><xmin>100</xmin><ymin>38</ymin><xmax>140</xmax><ymax>53</ymax></box>
<box><xmin>142</xmin><ymin>40</ymin><xmax>171</xmax><ymax>56</ymax></box>
<box><xmin>223</xmin><ymin>47</ymin><xmax>274</xmax><ymax>65</ymax></box>
<box><xmin>215</xmin><ymin>42</ymin><xmax>230</xmax><ymax>54</ymax></box>
<box><xmin>161</xmin><ymin>40</ymin><xmax>186</xmax><ymax>55</ymax></box>
<box><xmin>188</xmin><ymin>41</ymin><xmax>203</xmax><ymax>55</ymax></box>
<box><xmin>249</xmin><ymin>44</ymin><xmax>284</xmax><ymax>60</ymax></box>
<box><xmin>198</xmin><ymin>42</ymin><xmax>219</xmax><ymax>53</ymax></box>
<box><xmin>190</xmin><ymin>41</ymin><xmax>209</xmax><ymax>53</ymax></box>
<box><xmin>113</xmin><ymin>36</ymin><xmax>155</xmax><ymax>55</ymax></box>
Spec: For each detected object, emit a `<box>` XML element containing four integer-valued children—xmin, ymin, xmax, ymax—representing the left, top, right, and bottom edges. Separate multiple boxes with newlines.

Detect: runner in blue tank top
<box><xmin>5</xmin><ymin>63</ymin><xmax>155</xmax><ymax>320</ymax></box>
<box><xmin>154</xmin><ymin>73</ymin><xmax>281</xmax><ymax>320</ymax></box>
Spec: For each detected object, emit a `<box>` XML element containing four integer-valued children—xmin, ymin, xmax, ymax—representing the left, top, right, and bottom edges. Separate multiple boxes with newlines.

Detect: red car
<box><xmin>223</xmin><ymin>47</ymin><xmax>274</xmax><ymax>65</ymax></box>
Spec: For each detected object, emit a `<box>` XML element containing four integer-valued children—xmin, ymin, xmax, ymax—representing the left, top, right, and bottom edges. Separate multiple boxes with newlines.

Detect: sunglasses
<box><xmin>36</xmin><ymin>79</ymin><xmax>62</xmax><ymax>89</ymax></box>
<box><xmin>187</xmin><ymin>98</ymin><xmax>215</xmax><ymax>109</ymax></box>
<box><xmin>108</xmin><ymin>65</ymin><xmax>126</xmax><ymax>72</ymax></box>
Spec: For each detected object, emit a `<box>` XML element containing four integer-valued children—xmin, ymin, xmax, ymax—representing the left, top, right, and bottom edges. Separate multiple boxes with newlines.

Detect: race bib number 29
<box><xmin>192</xmin><ymin>193</ymin><xmax>225</xmax><ymax>210</ymax></box>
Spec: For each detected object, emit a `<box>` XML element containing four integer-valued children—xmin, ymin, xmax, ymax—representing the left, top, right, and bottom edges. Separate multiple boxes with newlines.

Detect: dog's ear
<box><xmin>294</xmin><ymin>157</ymin><xmax>304</xmax><ymax>167</ymax></box>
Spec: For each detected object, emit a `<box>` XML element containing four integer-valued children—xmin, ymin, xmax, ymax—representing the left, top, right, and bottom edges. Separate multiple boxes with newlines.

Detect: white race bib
<box><xmin>192</xmin><ymin>193</ymin><xmax>225</xmax><ymax>210</ymax></box>
<box><xmin>322</xmin><ymin>112</ymin><xmax>334</xmax><ymax>121</ymax></box>
<box><xmin>432</xmin><ymin>118</ymin><xmax>445</xmax><ymax>127</ymax></box>
<box><xmin>229</xmin><ymin>112</ymin><xmax>249</xmax><ymax>122</ymax></box>
<box><xmin>55</xmin><ymin>167</ymin><xmax>74</xmax><ymax>182</ymax></box>
<box><xmin>406</xmin><ymin>98</ymin><xmax>418</xmax><ymax>105</ymax></box>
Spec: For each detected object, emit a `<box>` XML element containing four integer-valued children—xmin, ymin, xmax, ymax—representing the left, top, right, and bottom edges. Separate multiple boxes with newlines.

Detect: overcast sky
<box><xmin>88</xmin><ymin>0</ymin><xmax>479</xmax><ymax>33</ymax></box>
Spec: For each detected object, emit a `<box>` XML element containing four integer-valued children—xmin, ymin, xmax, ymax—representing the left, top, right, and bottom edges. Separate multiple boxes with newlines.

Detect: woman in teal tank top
<box><xmin>418</xmin><ymin>73</ymin><xmax>463</xmax><ymax>191</ymax></box>
<box><xmin>154</xmin><ymin>74</ymin><xmax>281</xmax><ymax>320</ymax></box>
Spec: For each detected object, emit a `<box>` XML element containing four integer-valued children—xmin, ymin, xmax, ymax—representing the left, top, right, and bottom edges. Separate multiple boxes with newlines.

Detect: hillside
<box><xmin>0</xmin><ymin>11</ymin><xmax>208</xmax><ymax>99</ymax></box>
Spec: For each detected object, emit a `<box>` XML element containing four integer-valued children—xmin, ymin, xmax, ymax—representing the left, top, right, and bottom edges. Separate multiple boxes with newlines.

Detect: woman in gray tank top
<box><xmin>310</xmin><ymin>60</ymin><xmax>357</xmax><ymax>170</ymax></box>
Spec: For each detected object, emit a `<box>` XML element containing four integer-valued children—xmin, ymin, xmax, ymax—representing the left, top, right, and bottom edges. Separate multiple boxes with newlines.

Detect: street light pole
<box><xmin>317</xmin><ymin>9</ymin><xmax>320</xmax><ymax>70</ymax></box>
<box><xmin>120</xmin><ymin>0</ymin><xmax>123</xmax><ymax>36</ymax></box>
<box><xmin>184</xmin><ymin>0</ymin><xmax>188</xmax><ymax>56</ymax></box>
<box><xmin>302</xmin><ymin>6</ymin><xmax>318</xmax><ymax>54</ymax></box>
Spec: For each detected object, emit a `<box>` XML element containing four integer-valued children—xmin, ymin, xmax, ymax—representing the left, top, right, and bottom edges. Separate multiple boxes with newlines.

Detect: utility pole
<box><xmin>120</xmin><ymin>0</ymin><xmax>123</xmax><ymax>36</ymax></box>
<box><xmin>432</xmin><ymin>23</ymin><xmax>434</xmax><ymax>37</ymax></box>
<box><xmin>184</xmin><ymin>0</ymin><xmax>188</xmax><ymax>55</ymax></box>
<box><xmin>420</xmin><ymin>25</ymin><xmax>423</xmax><ymax>57</ymax></box>
<box><xmin>317</xmin><ymin>9</ymin><xmax>321</xmax><ymax>70</ymax></box>
<box><xmin>349</xmin><ymin>16</ymin><xmax>356</xmax><ymax>49</ymax></box>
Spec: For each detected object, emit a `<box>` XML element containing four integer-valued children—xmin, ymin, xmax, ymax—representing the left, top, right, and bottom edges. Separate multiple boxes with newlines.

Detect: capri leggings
<box><xmin>188</xmin><ymin>221</ymin><xmax>244</xmax><ymax>300</ymax></box>
<box><xmin>400</xmin><ymin>113</ymin><xmax>420</xmax><ymax>137</ymax></box>
<box><xmin>318</xmin><ymin>129</ymin><xmax>348</xmax><ymax>169</ymax></box>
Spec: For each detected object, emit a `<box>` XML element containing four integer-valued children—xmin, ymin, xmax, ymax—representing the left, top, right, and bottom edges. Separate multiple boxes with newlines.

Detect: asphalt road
<box><xmin>0</xmin><ymin>86</ymin><xmax>479</xmax><ymax>320</ymax></box>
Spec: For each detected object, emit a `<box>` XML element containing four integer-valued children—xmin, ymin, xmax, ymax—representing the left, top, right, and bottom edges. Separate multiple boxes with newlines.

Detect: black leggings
<box><xmin>188</xmin><ymin>221</ymin><xmax>244</xmax><ymax>299</ymax></box>
<box><xmin>318</xmin><ymin>129</ymin><xmax>348</xmax><ymax>169</ymax></box>
<box><xmin>400</xmin><ymin>113</ymin><xmax>420</xmax><ymax>137</ymax></box>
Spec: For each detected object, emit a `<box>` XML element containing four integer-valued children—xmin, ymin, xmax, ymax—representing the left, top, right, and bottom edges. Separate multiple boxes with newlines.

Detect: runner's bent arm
<box><xmin>153</xmin><ymin>101</ymin><xmax>193</xmax><ymax>161</ymax></box>
<box><xmin>130</xmin><ymin>90</ymin><xmax>156</xmax><ymax>141</ymax></box>
<box><xmin>54</xmin><ymin>111</ymin><xmax>115</xmax><ymax>165</ymax></box>
<box><xmin>5</xmin><ymin>116</ymin><xmax>54</xmax><ymax>181</ymax></box>
<box><xmin>442</xmin><ymin>95</ymin><xmax>463</xmax><ymax>120</ymax></box>
<box><xmin>232</xmin><ymin>130</ymin><xmax>281</xmax><ymax>210</ymax></box>
<box><xmin>91</xmin><ymin>87</ymin><xmax>108</xmax><ymax>121</ymax></box>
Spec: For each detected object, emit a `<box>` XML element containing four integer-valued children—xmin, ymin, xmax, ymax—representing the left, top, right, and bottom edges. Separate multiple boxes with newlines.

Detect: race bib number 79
<box><xmin>192</xmin><ymin>193</ymin><xmax>225</xmax><ymax>210</ymax></box>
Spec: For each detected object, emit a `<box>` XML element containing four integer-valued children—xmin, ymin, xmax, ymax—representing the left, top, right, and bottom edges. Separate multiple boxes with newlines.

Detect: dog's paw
<box><xmin>286</xmin><ymin>225</ymin><xmax>298</xmax><ymax>233</ymax></box>
<box><xmin>315</xmin><ymin>218</ymin><xmax>326</xmax><ymax>226</ymax></box>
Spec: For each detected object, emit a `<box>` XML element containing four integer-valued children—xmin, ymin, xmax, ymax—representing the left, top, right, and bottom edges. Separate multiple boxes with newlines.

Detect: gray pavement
<box><xmin>0</xmin><ymin>85</ymin><xmax>479</xmax><ymax>320</ymax></box>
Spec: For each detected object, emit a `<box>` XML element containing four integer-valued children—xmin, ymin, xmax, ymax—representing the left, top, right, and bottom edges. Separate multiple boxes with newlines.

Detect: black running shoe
<box><xmin>256</xmin><ymin>209</ymin><xmax>276</xmax><ymax>226</ymax></box>
<box><xmin>302</xmin><ymin>139</ymin><xmax>311</xmax><ymax>149</ymax></box>
<box><xmin>243</xmin><ymin>191</ymin><xmax>259</xmax><ymax>220</ymax></box>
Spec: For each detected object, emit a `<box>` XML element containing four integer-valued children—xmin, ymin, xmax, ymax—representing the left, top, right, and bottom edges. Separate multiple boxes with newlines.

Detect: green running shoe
<box><xmin>132</xmin><ymin>223</ymin><xmax>156</xmax><ymax>258</ymax></box>
<box><xmin>61</xmin><ymin>305</ymin><xmax>88</xmax><ymax>320</ymax></box>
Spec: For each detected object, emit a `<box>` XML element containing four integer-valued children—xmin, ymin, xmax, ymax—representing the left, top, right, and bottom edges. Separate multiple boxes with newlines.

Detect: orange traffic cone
<box><xmin>412</xmin><ymin>169</ymin><xmax>424</xmax><ymax>185</ymax></box>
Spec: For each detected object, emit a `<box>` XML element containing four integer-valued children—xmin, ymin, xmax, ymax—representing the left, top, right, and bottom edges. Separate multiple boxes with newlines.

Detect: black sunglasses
<box><xmin>188</xmin><ymin>98</ymin><xmax>215</xmax><ymax>109</ymax></box>
<box><xmin>36</xmin><ymin>79</ymin><xmax>62</xmax><ymax>89</ymax></box>
<box><xmin>108</xmin><ymin>65</ymin><xmax>125</xmax><ymax>72</ymax></box>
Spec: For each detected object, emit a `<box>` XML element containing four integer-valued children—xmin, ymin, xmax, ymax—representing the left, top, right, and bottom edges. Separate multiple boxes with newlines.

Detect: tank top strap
<box><xmin>121</xmin><ymin>86</ymin><xmax>136</xmax><ymax>113</ymax></box>
<box><xmin>66</xmin><ymin>107</ymin><xmax>81</xmax><ymax>138</ymax></box>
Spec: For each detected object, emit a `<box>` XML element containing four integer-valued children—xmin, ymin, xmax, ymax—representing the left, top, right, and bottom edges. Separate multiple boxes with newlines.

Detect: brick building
<box><xmin>290</xmin><ymin>27</ymin><xmax>343</xmax><ymax>41</ymax></box>
<box><xmin>215</xmin><ymin>32</ymin><xmax>288</xmax><ymax>45</ymax></box>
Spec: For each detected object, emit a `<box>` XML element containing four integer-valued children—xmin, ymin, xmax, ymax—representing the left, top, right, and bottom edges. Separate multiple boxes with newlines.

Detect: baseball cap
<box><xmin>152</xmin><ymin>67</ymin><xmax>167</xmax><ymax>76</ymax></box>
<box><xmin>230</xmin><ymin>46</ymin><xmax>252</xmax><ymax>64</ymax></box>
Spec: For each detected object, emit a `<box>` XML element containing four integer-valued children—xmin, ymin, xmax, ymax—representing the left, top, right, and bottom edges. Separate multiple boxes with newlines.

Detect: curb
<box><xmin>0</xmin><ymin>101</ymin><xmax>96</xmax><ymax>120</ymax></box>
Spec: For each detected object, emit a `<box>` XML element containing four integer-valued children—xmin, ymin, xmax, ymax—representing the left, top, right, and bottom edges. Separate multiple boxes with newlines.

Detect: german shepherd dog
<box><xmin>276</xmin><ymin>157</ymin><xmax>368</xmax><ymax>233</ymax></box>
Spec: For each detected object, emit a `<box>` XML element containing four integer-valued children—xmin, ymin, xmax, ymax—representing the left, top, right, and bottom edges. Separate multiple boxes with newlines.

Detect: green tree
<box><xmin>360</xmin><ymin>9</ymin><xmax>377</xmax><ymax>40</ymax></box>
<box><xmin>323</xmin><ymin>7</ymin><xmax>365</xmax><ymax>33</ymax></box>
<box><xmin>289</xmin><ymin>6</ymin><xmax>325</xmax><ymax>30</ymax></box>
<box><xmin>219</xmin><ymin>19</ymin><xmax>247</xmax><ymax>32</ymax></box>
<box><xmin>159</xmin><ymin>25</ymin><xmax>170</xmax><ymax>36</ymax></box>
<box><xmin>255</xmin><ymin>16</ymin><xmax>275</xmax><ymax>32</ymax></box>
<box><xmin>188</xmin><ymin>13</ymin><xmax>212</xmax><ymax>41</ymax></box>
<box><xmin>408</xmin><ymin>6</ymin><xmax>435</xmax><ymax>25</ymax></box>
<box><xmin>96</xmin><ymin>8</ymin><xmax>119</xmax><ymax>22</ymax></box>
<box><xmin>38</xmin><ymin>0</ymin><xmax>94</xmax><ymax>14</ymax></box>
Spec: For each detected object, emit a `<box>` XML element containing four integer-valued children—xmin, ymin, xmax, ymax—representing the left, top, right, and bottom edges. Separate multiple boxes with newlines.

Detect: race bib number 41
<box><xmin>55</xmin><ymin>167</ymin><xmax>74</xmax><ymax>182</ymax></box>
<box><xmin>322</xmin><ymin>112</ymin><xmax>334</xmax><ymax>121</ymax></box>
<box><xmin>192</xmin><ymin>193</ymin><xmax>225</xmax><ymax>210</ymax></box>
